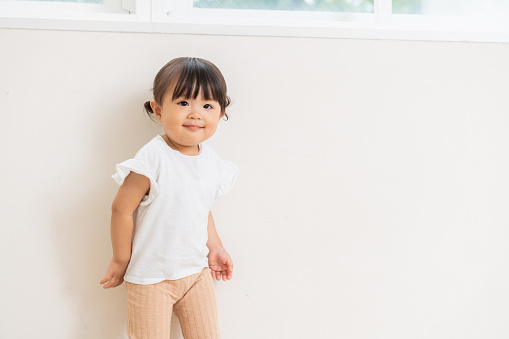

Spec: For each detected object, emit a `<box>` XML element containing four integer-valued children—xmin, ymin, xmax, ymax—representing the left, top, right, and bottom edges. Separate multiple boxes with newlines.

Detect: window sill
<box><xmin>1</xmin><ymin>13</ymin><xmax>508</xmax><ymax>43</ymax></box>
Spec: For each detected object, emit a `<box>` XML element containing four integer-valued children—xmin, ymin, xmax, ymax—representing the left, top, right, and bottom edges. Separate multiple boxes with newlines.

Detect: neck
<box><xmin>163</xmin><ymin>135</ymin><xmax>199</xmax><ymax>155</ymax></box>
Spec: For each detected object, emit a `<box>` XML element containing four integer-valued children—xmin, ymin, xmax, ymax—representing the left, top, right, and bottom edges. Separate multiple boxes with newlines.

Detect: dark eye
<box><xmin>204</xmin><ymin>104</ymin><xmax>213</xmax><ymax>109</ymax></box>
<box><xmin>178</xmin><ymin>101</ymin><xmax>189</xmax><ymax>106</ymax></box>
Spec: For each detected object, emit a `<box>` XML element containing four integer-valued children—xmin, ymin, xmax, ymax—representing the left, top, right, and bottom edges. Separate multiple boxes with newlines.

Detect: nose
<box><xmin>188</xmin><ymin>104</ymin><xmax>202</xmax><ymax>119</ymax></box>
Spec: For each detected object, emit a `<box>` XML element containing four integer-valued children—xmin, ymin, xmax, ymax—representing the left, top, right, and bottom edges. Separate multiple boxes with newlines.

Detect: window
<box><xmin>33</xmin><ymin>0</ymin><xmax>103</xmax><ymax>4</ymax></box>
<box><xmin>193</xmin><ymin>0</ymin><xmax>374</xmax><ymax>13</ymax></box>
<box><xmin>0</xmin><ymin>0</ymin><xmax>150</xmax><ymax>24</ymax></box>
<box><xmin>394</xmin><ymin>0</ymin><xmax>509</xmax><ymax>17</ymax></box>
<box><xmin>1</xmin><ymin>0</ymin><xmax>508</xmax><ymax>43</ymax></box>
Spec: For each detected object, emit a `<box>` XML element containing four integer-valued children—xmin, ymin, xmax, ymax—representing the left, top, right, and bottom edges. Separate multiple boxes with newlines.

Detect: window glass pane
<box><xmin>393</xmin><ymin>0</ymin><xmax>509</xmax><ymax>17</ymax></box>
<box><xmin>194</xmin><ymin>0</ymin><xmax>374</xmax><ymax>13</ymax></box>
<box><xmin>392</xmin><ymin>0</ymin><xmax>421</xmax><ymax>14</ymax></box>
<box><xmin>6</xmin><ymin>0</ymin><xmax>103</xmax><ymax>3</ymax></box>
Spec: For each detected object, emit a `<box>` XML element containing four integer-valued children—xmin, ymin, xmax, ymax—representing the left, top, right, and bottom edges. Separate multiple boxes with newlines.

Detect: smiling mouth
<box><xmin>184</xmin><ymin>125</ymin><xmax>203</xmax><ymax>130</ymax></box>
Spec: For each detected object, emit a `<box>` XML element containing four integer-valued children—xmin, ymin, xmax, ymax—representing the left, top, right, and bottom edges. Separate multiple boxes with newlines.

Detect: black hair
<box><xmin>144</xmin><ymin>57</ymin><xmax>230</xmax><ymax>121</ymax></box>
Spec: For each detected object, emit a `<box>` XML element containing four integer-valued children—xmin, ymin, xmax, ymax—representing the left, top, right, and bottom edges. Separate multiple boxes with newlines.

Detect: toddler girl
<box><xmin>100</xmin><ymin>57</ymin><xmax>241</xmax><ymax>339</ymax></box>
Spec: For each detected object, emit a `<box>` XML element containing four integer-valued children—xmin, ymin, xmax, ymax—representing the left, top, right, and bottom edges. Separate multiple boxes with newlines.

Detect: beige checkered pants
<box><xmin>125</xmin><ymin>267</ymin><xmax>220</xmax><ymax>339</ymax></box>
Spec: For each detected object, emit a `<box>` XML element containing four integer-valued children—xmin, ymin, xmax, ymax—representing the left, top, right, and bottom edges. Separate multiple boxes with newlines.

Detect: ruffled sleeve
<box><xmin>216</xmin><ymin>159</ymin><xmax>241</xmax><ymax>198</ymax></box>
<box><xmin>111</xmin><ymin>158</ymin><xmax>160</xmax><ymax>206</ymax></box>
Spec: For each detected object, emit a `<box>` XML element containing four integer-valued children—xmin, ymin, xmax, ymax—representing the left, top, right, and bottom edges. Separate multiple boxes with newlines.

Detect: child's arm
<box><xmin>206</xmin><ymin>211</ymin><xmax>234</xmax><ymax>281</ymax></box>
<box><xmin>100</xmin><ymin>172</ymin><xmax>150</xmax><ymax>289</ymax></box>
<box><xmin>206</xmin><ymin>211</ymin><xmax>224</xmax><ymax>250</ymax></box>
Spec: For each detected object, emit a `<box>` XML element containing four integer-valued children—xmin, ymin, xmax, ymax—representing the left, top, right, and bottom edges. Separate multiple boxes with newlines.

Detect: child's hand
<box><xmin>207</xmin><ymin>248</ymin><xmax>233</xmax><ymax>281</ymax></box>
<box><xmin>100</xmin><ymin>258</ymin><xmax>128</xmax><ymax>289</ymax></box>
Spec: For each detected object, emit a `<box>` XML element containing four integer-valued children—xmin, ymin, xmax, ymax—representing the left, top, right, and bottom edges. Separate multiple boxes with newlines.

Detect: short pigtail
<box><xmin>222</xmin><ymin>95</ymin><xmax>231</xmax><ymax>121</ymax></box>
<box><xmin>144</xmin><ymin>101</ymin><xmax>153</xmax><ymax>114</ymax></box>
<box><xmin>144</xmin><ymin>100</ymin><xmax>160</xmax><ymax>123</ymax></box>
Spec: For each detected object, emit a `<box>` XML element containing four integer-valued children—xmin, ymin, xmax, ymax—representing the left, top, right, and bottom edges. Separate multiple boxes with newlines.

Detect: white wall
<box><xmin>1</xmin><ymin>28</ymin><xmax>508</xmax><ymax>339</ymax></box>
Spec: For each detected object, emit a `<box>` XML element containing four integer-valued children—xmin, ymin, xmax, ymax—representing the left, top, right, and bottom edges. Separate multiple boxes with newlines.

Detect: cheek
<box><xmin>206</xmin><ymin>118</ymin><xmax>220</xmax><ymax>129</ymax></box>
<box><xmin>164</xmin><ymin>114</ymin><xmax>181</xmax><ymax>126</ymax></box>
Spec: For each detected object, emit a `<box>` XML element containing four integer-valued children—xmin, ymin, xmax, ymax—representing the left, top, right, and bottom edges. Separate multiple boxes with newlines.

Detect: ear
<box><xmin>219</xmin><ymin>111</ymin><xmax>226</xmax><ymax>120</ymax></box>
<box><xmin>151</xmin><ymin>100</ymin><xmax>162</xmax><ymax>122</ymax></box>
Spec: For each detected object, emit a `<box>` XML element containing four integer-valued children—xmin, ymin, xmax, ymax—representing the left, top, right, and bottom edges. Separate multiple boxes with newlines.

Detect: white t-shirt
<box><xmin>111</xmin><ymin>134</ymin><xmax>241</xmax><ymax>284</ymax></box>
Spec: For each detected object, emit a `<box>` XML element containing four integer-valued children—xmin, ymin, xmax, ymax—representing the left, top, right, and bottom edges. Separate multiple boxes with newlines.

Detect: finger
<box><xmin>103</xmin><ymin>277</ymin><xmax>117</xmax><ymax>289</ymax></box>
<box><xmin>223</xmin><ymin>260</ymin><xmax>232</xmax><ymax>281</ymax></box>
<box><xmin>215</xmin><ymin>270</ymin><xmax>221</xmax><ymax>281</ymax></box>
<box><xmin>103</xmin><ymin>278</ymin><xmax>115</xmax><ymax>289</ymax></box>
<box><xmin>100</xmin><ymin>273</ymin><xmax>111</xmax><ymax>285</ymax></box>
<box><xmin>112</xmin><ymin>279</ymin><xmax>123</xmax><ymax>288</ymax></box>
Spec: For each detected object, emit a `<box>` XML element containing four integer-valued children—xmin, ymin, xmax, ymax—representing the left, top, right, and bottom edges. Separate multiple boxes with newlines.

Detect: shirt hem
<box><xmin>124</xmin><ymin>266</ymin><xmax>209</xmax><ymax>285</ymax></box>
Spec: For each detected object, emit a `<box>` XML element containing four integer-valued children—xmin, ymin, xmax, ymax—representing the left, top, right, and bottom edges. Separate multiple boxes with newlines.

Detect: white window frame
<box><xmin>0</xmin><ymin>0</ymin><xmax>150</xmax><ymax>22</ymax></box>
<box><xmin>1</xmin><ymin>0</ymin><xmax>509</xmax><ymax>43</ymax></box>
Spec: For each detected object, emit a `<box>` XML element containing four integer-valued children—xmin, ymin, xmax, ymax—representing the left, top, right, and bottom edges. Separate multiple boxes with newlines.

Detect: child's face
<box><xmin>151</xmin><ymin>83</ymin><xmax>225</xmax><ymax>155</ymax></box>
